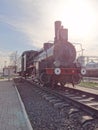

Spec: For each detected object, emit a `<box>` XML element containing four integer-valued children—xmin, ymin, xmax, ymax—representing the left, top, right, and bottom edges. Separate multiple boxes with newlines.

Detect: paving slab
<box><xmin>0</xmin><ymin>80</ymin><xmax>33</xmax><ymax>130</ymax></box>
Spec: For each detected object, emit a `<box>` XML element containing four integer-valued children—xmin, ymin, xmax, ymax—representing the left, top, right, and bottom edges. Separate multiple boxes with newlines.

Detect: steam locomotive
<box><xmin>20</xmin><ymin>21</ymin><xmax>85</xmax><ymax>87</ymax></box>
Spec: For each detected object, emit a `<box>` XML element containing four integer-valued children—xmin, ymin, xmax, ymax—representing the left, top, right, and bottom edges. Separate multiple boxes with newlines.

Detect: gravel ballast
<box><xmin>14</xmin><ymin>78</ymin><xmax>98</xmax><ymax>130</ymax></box>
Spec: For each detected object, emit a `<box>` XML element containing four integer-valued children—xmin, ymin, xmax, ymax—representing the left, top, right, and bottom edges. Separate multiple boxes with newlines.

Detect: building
<box><xmin>3</xmin><ymin>66</ymin><xmax>16</xmax><ymax>76</ymax></box>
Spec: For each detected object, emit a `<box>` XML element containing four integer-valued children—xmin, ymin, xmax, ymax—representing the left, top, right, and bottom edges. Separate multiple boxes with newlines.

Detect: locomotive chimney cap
<box><xmin>55</xmin><ymin>21</ymin><xmax>61</xmax><ymax>23</ymax></box>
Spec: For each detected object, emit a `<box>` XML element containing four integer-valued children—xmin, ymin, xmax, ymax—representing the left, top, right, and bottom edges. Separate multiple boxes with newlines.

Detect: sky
<box><xmin>0</xmin><ymin>0</ymin><xmax>98</xmax><ymax>69</ymax></box>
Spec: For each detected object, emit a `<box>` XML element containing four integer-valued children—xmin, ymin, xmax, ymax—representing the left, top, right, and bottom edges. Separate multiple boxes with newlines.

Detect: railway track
<box><xmin>51</xmin><ymin>87</ymin><xmax>98</xmax><ymax>118</ymax></box>
<box><xmin>27</xmin><ymin>78</ymin><xmax>98</xmax><ymax>118</ymax></box>
<box><xmin>83</xmin><ymin>77</ymin><xmax>98</xmax><ymax>83</ymax></box>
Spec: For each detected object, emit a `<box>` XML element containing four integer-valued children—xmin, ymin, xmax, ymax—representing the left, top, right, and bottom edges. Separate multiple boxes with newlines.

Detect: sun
<box><xmin>59</xmin><ymin>0</ymin><xmax>95</xmax><ymax>39</ymax></box>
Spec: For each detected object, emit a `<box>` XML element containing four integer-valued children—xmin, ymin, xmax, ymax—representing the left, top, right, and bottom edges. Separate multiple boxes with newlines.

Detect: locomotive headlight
<box><xmin>81</xmin><ymin>68</ymin><xmax>86</xmax><ymax>75</ymax></box>
<box><xmin>54</xmin><ymin>68</ymin><xmax>61</xmax><ymax>75</ymax></box>
<box><xmin>54</xmin><ymin>61</ymin><xmax>60</xmax><ymax>67</ymax></box>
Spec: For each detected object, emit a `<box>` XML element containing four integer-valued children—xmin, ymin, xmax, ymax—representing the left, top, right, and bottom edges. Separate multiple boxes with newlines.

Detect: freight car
<box><xmin>20</xmin><ymin>21</ymin><xmax>85</xmax><ymax>87</ymax></box>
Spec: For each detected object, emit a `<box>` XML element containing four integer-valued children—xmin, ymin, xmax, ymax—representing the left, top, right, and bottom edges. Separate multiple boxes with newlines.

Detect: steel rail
<box><xmin>21</xmin><ymin>78</ymin><xmax>98</xmax><ymax>118</ymax></box>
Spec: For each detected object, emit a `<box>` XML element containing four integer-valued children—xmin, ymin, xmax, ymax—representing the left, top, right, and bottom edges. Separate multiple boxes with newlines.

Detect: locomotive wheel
<box><xmin>39</xmin><ymin>72</ymin><xmax>50</xmax><ymax>85</ymax></box>
<box><xmin>72</xmin><ymin>74</ymin><xmax>81</xmax><ymax>85</ymax></box>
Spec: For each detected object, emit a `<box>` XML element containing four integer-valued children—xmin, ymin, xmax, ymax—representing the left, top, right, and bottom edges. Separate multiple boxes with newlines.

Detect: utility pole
<box><xmin>73</xmin><ymin>43</ymin><xmax>84</xmax><ymax>56</ymax></box>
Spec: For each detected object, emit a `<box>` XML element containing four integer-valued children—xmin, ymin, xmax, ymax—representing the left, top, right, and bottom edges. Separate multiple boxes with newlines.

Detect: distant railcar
<box><xmin>85</xmin><ymin>61</ymin><xmax>98</xmax><ymax>77</ymax></box>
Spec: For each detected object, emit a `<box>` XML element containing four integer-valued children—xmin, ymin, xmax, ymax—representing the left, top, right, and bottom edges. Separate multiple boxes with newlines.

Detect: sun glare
<box><xmin>59</xmin><ymin>0</ymin><xmax>95</xmax><ymax>39</ymax></box>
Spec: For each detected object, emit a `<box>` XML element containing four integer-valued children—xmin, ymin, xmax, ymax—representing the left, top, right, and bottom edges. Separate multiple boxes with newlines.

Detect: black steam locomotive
<box><xmin>20</xmin><ymin>21</ymin><xmax>85</xmax><ymax>87</ymax></box>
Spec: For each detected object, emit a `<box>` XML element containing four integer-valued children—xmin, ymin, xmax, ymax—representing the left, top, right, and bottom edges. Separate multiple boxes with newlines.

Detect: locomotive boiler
<box><xmin>29</xmin><ymin>21</ymin><xmax>84</xmax><ymax>87</ymax></box>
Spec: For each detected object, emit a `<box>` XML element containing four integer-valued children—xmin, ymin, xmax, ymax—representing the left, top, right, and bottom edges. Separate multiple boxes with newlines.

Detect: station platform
<box><xmin>0</xmin><ymin>79</ymin><xmax>33</xmax><ymax>130</ymax></box>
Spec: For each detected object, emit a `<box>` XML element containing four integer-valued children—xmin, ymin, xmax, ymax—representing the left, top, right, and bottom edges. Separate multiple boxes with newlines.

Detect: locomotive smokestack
<box><xmin>54</xmin><ymin>21</ymin><xmax>61</xmax><ymax>42</ymax></box>
<box><xmin>54</xmin><ymin>21</ymin><xmax>68</xmax><ymax>43</ymax></box>
<box><xmin>60</xmin><ymin>28</ymin><xmax>68</xmax><ymax>42</ymax></box>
